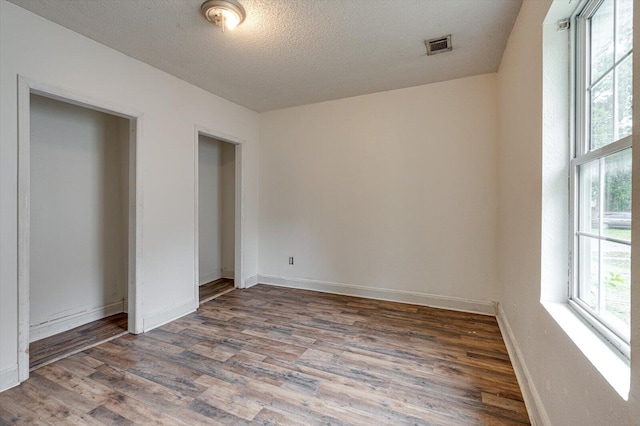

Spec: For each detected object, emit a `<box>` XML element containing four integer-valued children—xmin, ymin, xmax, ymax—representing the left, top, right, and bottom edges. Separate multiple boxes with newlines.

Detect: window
<box><xmin>571</xmin><ymin>0</ymin><xmax>633</xmax><ymax>355</ymax></box>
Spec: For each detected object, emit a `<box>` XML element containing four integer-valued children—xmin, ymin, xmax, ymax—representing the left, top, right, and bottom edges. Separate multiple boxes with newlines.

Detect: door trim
<box><xmin>17</xmin><ymin>75</ymin><xmax>144</xmax><ymax>381</ymax></box>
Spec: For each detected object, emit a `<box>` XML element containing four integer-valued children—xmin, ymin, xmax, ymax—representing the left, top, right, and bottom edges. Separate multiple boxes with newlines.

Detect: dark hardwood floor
<box><xmin>2</xmin><ymin>285</ymin><xmax>529</xmax><ymax>425</ymax></box>
<box><xmin>199</xmin><ymin>278</ymin><xmax>235</xmax><ymax>304</ymax></box>
<box><xmin>29</xmin><ymin>312</ymin><xmax>128</xmax><ymax>372</ymax></box>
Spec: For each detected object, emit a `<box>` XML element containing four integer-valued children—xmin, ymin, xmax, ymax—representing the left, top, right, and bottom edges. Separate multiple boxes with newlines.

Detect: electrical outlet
<box><xmin>289</xmin><ymin>256</ymin><xmax>294</xmax><ymax>265</ymax></box>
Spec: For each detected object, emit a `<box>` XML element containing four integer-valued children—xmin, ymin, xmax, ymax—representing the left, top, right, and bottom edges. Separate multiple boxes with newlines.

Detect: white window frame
<box><xmin>569</xmin><ymin>0</ymin><xmax>632</xmax><ymax>358</ymax></box>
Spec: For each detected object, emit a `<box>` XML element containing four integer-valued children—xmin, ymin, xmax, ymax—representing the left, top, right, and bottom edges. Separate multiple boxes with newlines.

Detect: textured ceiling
<box><xmin>8</xmin><ymin>0</ymin><xmax>522</xmax><ymax>112</ymax></box>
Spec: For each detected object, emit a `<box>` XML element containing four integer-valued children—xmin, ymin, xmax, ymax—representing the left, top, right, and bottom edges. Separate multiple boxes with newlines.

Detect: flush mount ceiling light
<box><xmin>201</xmin><ymin>0</ymin><xmax>246</xmax><ymax>32</ymax></box>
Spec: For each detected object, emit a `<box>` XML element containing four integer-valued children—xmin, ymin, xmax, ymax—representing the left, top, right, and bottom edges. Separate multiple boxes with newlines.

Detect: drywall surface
<box><xmin>29</xmin><ymin>95</ymin><xmax>127</xmax><ymax>340</ymax></box>
<box><xmin>198</xmin><ymin>135</ymin><xmax>235</xmax><ymax>284</ymax></box>
<box><xmin>497</xmin><ymin>0</ymin><xmax>639</xmax><ymax>424</ymax></box>
<box><xmin>198</xmin><ymin>135</ymin><xmax>223</xmax><ymax>284</ymax></box>
<box><xmin>220</xmin><ymin>141</ymin><xmax>236</xmax><ymax>278</ymax></box>
<box><xmin>259</xmin><ymin>74</ymin><xmax>499</xmax><ymax>305</ymax></box>
<box><xmin>0</xmin><ymin>0</ymin><xmax>259</xmax><ymax>389</ymax></box>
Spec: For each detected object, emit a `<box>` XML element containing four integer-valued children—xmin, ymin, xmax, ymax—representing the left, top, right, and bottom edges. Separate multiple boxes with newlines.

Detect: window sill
<box><xmin>542</xmin><ymin>301</ymin><xmax>629</xmax><ymax>400</ymax></box>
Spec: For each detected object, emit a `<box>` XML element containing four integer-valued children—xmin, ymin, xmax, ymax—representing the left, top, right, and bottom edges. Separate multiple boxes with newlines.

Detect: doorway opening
<box><xmin>195</xmin><ymin>130</ymin><xmax>242</xmax><ymax>305</ymax></box>
<box><xmin>17</xmin><ymin>78</ymin><xmax>141</xmax><ymax>380</ymax></box>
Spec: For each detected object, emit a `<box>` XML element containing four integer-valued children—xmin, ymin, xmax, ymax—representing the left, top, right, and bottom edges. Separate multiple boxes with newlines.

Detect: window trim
<box><xmin>569</xmin><ymin>0</ymin><xmax>632</xmax><ymax>359</ymax></box>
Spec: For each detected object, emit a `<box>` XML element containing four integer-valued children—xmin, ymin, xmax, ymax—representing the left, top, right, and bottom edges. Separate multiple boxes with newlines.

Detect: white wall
<box><xmin>199</xmin><ymin>136</ymin><xmax>222</xmax><ymax>284</ymax></box>
<box><xmin>0</xmin><ymin>0</ymin><xmax>259</xmax><ymax>390</ymax></box>
<box><xmin>259</xmin><ymin>74</ymin><xmax>499</xmax><ymax>310</ymax></box>
<box><xmin>497</xmin><ymin>0</ymin><xmax>640</xmax><ymax>424</ymax></box>
<box><xmin>220</xmin><ymin>141</ymin><xmax>236</xmax><ymax>278</ymax></box>
<box><xmin>198</xmin><ymin>135</ymin><xmax>235</xmax><ymax>284</ymax></box>
<box><xmin>5</xmin><ymin>2</ymin><xmax>639</xmax><ymax>422</ymax></box>
<box><xmin>29</xmin><ymin>95</ymin><xmax>128</xmax><ymax>341</ymax></box>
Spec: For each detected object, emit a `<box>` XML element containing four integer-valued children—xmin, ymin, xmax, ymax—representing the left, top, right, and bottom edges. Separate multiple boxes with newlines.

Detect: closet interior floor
<box><xmin>29</xmin><ymin>312</ymin><xmax>128</xmax><ymax>371</ymax></box>
<box><xmin>199</xmin><ymin>278</ymin><xmax>235</xmax><ymax>305</ymax></box>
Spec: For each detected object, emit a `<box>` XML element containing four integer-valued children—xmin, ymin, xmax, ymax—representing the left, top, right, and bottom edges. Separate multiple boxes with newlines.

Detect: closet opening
<box><xmin>196</xmin><ymin>132</ymin><xmax>240</xmax><ymax>305</ymax></box>
<box><xmin>28</xmin><ymin>94</ymin><xmax>130</xmax><ymax>370</ymax></box>
<box><xmin>17</xmin><ymin>79</ymin><xmax>141</xmax><ymax>380</ymax></box>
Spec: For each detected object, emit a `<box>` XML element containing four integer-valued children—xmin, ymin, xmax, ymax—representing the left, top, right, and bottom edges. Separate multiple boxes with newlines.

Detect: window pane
<box><xmin>578</xmin><ymin>159</ymin><xmax>600</xmax><ymax>234</ymax></box>
<box><xmin>578</xmin><ymin>235</ymin><xmax>600</xmax><ymax>311</ymax></box>
<box><xmin>603</xmin><ymin>148</ymin><xmax>632</xmax><ymax>240</ymax></box>
<box><xmin>616</xmin><ymin>54</ymin><xmax>633</xmax><ymax>140</ymax></box>
<box><xmin>574</xmin><ymin>0</ymin><xmax>633</xmax><ymax>347</ymax></box>
<box><xmin>615</xmin><ymin>0</ymin><xmax>633</xmax><ymax>61</ymax></box>
<box><xmin>590</xmin><ymin>72</ymin><xmax>614</xmax><ymax>150</ymax></box>
<box><xmin>601</xmin><ymin>240</ymin><xmax>630</xmax><ymax>337</ymax></box>
<box><xmin>591</xmin><ymin>0</ymin><xmax>614</xmax><ymax>83</ymax></box>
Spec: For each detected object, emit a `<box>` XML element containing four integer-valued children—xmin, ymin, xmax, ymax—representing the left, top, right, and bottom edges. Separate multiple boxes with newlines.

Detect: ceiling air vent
<box><xmin>425</xmin><ymin>35</ymin><xmax>452</xmax><ymax>56</ymax></box>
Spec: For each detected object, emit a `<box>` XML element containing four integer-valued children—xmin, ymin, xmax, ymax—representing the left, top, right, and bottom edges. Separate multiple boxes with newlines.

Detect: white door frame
<box><xmin>194</xmin><ymin>125</ymin><xmax>245</xmax><ymax>307</ymax></box>
<box><xmin>17</xmin><ymin>76</ymin><xmax>143</xmax><ymax>381</ymax></box>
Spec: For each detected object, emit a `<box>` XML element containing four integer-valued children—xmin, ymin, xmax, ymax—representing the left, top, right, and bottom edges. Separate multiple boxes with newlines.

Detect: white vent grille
<box><xmin>425</xmin><ymin>35</ymin><xmax>452</xmax><ymax>55</ymax></box>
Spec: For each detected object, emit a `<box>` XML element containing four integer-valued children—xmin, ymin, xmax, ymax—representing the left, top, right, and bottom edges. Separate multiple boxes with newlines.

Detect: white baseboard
<box><xmin>221</xmin><ymin>269</ymin><xmax>235</xmax><ymax>279</ymax></box>
<box><xmin>0</xmin><ymin>365</ymin><xmax>19</xmax><ymax>393</ymax></box>
<box><xmin>30</xmin><ymin>300</ymin><xmax>126</xmax><ymax>343</ymax></box>
<box><xmin>257</xmin><ymin>274</ymin><xmax>495</xmax><ymax>316</ymax></box>
<box><xmin>244</xmin><ymin>275</ymin><xmax>258</xmax><ymax>289</ymax></box>
<box><xmin>143</xmin><ymin>299</ymin><xmax>195</xmax><ymax>332</ymax></box>
<box><xmin>199</xmin><ymin>271</ymin><xmax>222</xmax><ymax>286</ymax></box>
<box><xmin>495</xmin><ymin>303</ymin><xmax>550</xmax><ymax>426</ymax></box>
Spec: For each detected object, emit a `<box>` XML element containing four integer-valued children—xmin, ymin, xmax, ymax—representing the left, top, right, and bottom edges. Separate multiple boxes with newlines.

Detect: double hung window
<box><xmin>571</xmin><ymin>0</ymin><xmax>633</xmax><ymax>354</ymax></box>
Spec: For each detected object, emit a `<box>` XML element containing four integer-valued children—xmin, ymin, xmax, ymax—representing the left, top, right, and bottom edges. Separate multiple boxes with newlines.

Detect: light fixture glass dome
<box><xmin>201</xmin><ymin>0</ymin><xmax>245</xmax><ymax>32</ymax></box>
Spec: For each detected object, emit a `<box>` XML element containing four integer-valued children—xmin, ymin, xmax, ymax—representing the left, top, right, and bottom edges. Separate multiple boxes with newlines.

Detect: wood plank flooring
<box><xmin>199</xmin><ymin>278</ymin><xmax>235</xmax><ymax>304</ymax></box>
<box><xmin>29</xmin><ymin>313</ymin><xmax>128</xmax><ymax>372</ymax></box>
<box><xmin>2</xmin><ymin>285</ymin><xmax>529</xmax><ymax>425</ymax></box>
